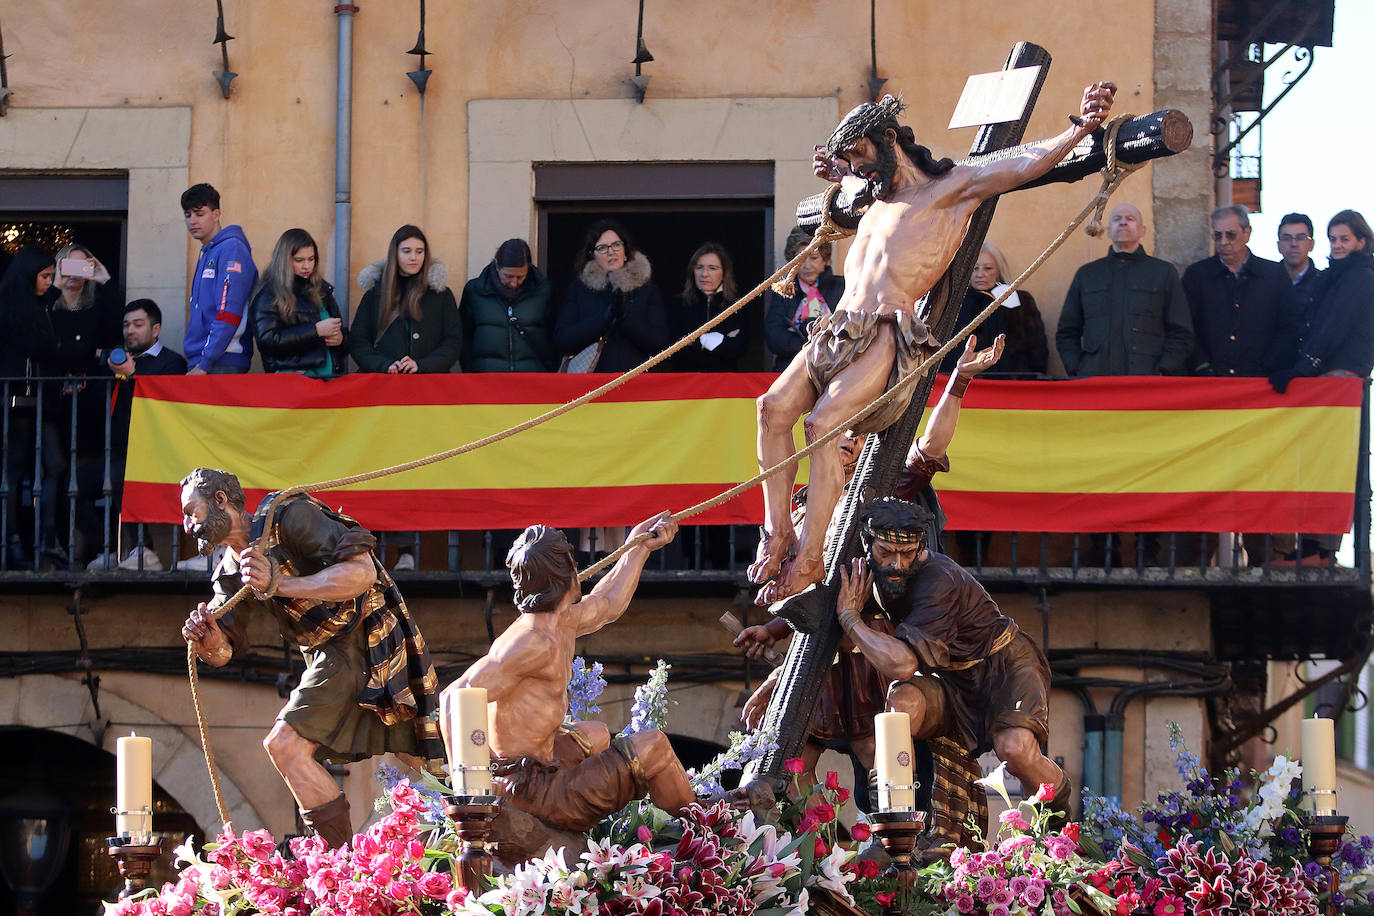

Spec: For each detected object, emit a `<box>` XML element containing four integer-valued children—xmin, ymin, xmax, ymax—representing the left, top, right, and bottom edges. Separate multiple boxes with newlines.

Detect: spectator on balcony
<box><xmin>764</xmin><ymin>225</ymin><xmax>844</xmax><ymax>371</ymax></box>
<box><xmin>0</xmin><ymin>247</ymin><xmax>58</xmax><ymax>568</ymax></box>
<box><xmin>85</xmin><ymin>299</ymin><xmax>188</xmax><ymax>571</ymax></box>
<box><xmin>554</xmin><ymin>220</ymin><xmax>669</xmax><ymax>374</ymax></box>
<box><xmin>40</xmin><ymin>245</ymin><xmax>125</xmax><ymax>567</ymax></box>
<box><xmin>1183</xmin><ymin>205</ymin><xmax>1301</xmax><ymax>378</ymax></box>
<box><xmin>939</xmin><ymin>242</ymin><xmax>1047</xmax><ymax>376</ymax></box>
<box><xmin>181</xmin><ymin>183</ymin><xmax>257</xmax><ymax>375</ymax></box>
<box><xmin>459</xmin><ymin>238</ymin><xmax>556</xmax><ymax>372</ymax></box>
<box><xmin>251</xmin><ymin>228</ymin><xmax>347</xmax><ymax>378</ymax></box>
<box><xmin>1270</xmin><ymin>209</ymin><xmax>1374</xmax><ymax>566</ymax></box>
<box><xmin>665</xmin><ymin>242</ymin><xmax>748</xmax><ymax>372</ymax></box>
<box><xmin>1276</xmin><ymin>212</ymin><xmax>1322</xmax><ymax>316</ymax></box>
<box><xmin>350</xmin><ymin>225</ymin><xmax>462</xmax><ymax>375</ymax></box>
<box><xmin>1056</xmin><ymin>203</ymin><xmax>1192</xmax><ymax>378</ymax></box>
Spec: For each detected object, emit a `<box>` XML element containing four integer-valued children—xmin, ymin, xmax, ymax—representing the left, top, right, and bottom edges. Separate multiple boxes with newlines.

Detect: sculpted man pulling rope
<box><xmin>750</xmin><ymin>82</ymin><xmax>1116</xmax><ymax>605</ymax></box>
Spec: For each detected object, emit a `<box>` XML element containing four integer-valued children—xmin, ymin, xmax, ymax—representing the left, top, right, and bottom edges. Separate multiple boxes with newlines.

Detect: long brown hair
<box><xmin>378</xmin><ymin>224</ymin><xmax>431</xmax><ymax>333</ymax></box>
<box><xmin>261</xmin><ymin>228</ymin><xmax>323</xmax><ymax>324</ymax></box>
<box><xmin>680</xmin><ymin>242</ymin><xmax>738</xmax><ymax>303</ymax></box>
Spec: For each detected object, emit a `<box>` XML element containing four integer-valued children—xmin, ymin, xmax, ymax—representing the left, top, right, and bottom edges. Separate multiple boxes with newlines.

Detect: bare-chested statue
<box><xmin>751</xmin><ymin>83</ymin><xmax>1116</xmax><ymax>605</ymax></box>
<box><xmin>443</xmin><ymin>514</ymin><xmax>695</xmax><ymax>832</ymax></box>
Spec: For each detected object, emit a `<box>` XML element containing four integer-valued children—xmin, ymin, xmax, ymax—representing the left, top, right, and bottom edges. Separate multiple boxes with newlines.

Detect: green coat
<box><xmin>1056</xmin><ymin>246</ymin><xmax>1193</xmax><ymax>377</ymax></box>
<box><xmin>349</xmin><ymin>260</ymin><xmax>463</xmax><ymax>373</ymax></box>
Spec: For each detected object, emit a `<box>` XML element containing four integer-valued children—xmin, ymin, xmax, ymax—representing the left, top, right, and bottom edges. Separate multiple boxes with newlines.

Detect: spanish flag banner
<box><xmin>122</xmin><ymin>374</ymin><xmax>1362</xmax><ymax>534</ymax></box>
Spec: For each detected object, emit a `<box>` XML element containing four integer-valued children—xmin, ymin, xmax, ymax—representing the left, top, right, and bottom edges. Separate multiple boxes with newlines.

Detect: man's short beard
<box><xmin>192</xmin><ymin>503</ymin><xmax>233</xmax><ymax>556</ymax></box>
<box><xmin>865</xmin><ymin>137</ymin><xmax>900</xmax><ymax>201</ymax></box>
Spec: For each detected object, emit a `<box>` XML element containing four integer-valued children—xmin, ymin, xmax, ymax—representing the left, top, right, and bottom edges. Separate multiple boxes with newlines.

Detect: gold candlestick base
<box><xmin>444</xmin><ymin>799</ymin><xmax>501</xmax><ymax>894</ymax></box>
<box><xmin>106</xmin><ymin>836</ymin><xmax>167</xmax><ymax>899</ymax></box>
<box><xmin>871</xmin><ymin>810</ymin><xmax>927</xmax><ymax>892</ymax></box>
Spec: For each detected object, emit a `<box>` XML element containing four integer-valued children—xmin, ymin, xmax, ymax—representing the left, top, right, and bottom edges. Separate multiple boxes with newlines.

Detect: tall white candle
<box><xmin>441</xmin><ymin>688</ymin><xmax>493</xmax><ymax>796</ymax></box>
<box><xmin>116</xmin><ymin>733</ymin><xmax>153</xmax><ymax>836</ymax></box>
<box><xmin>1302</xmin><ymin>716</ymin><xmax>1338</xmax><ymax>814</ymax></box>
<box><xmin>875</xmin><ymin>712</ymin><xmax>916</xmax><ymax>811</ymax></box>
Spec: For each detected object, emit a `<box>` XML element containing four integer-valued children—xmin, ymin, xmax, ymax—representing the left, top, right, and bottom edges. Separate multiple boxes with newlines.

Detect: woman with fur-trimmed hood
<box><xmin>349</xmin><ymin>225</ymin><xmax>463</xmax><ymax>373</ymax></box>
<box><xmin>554</xmin><ymin>220</ymin><xmax>669</xmax><ymax>373</ymax></box>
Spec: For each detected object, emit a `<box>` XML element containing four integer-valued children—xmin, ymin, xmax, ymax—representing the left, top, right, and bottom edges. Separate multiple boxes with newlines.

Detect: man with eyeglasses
<box><xmin>1276</xmin><ymin>213</ymin><xmax>1322</xmax><ymax>317</ymax></box>
<box><xmin>1182</xmin><ymin>204</ymin><xmax>1301</xmax><ymax>378</ymax></box>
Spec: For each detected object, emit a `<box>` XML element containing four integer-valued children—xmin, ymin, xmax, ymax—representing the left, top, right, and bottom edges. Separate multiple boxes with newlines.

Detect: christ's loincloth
<box><xmin>492</xmin><ymin>733</ymin><xmax>649</xmax><ymax>832</ymax></box>
<box><xmin>804</xmin><ymin>309</ymin><xmax>933</xmax><ymax>434</ymax></box>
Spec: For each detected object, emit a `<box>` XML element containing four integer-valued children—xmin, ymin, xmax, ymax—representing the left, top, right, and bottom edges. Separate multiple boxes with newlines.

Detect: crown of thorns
<box><xmin>825</xmin><ymin>94</ymin><xmax>907</xmax><ymax>157</ymax></box>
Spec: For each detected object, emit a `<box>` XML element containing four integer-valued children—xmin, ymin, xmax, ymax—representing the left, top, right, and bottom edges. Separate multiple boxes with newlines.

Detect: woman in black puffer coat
<box><xmin>460</xmin><ymin>239</ymin><xmax>556</xmax><ymax>372</ymax></box>
<box><xmin>251</xmin><ymin>228</ymin><xmax>348</xmax><ymax>377</ymax></box>
<box><xmin>554</xmin><ymin>220</ymin><xmax>669</xmax><ymax>373</ymax></box>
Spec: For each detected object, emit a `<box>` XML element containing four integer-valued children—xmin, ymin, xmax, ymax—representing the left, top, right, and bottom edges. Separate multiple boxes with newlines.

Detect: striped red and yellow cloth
<box><xmin>122</xmin><ymin>374</ymin><xmax>1363</xmax><ymax>534</ymax></box>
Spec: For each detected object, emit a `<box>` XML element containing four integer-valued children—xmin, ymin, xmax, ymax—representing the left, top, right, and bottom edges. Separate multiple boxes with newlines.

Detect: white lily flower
<box><xmin>976</xmin><ymin>761</ymin><xmax>1014</xmax><ymax>809</ymax></box>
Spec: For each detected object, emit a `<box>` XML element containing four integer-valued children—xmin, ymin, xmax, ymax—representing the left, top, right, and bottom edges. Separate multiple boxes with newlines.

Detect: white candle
<box><xmin>875</xmin><ymin>712</ymin><xmax>916</xmax><ymax>811</ymax></box>
<box><xmin>116</xmin><ymin>733</ymin><xmax>153</xmax><ymax>836</ymax></box>
<box><xmin>1302</xmin><ymin>716</ymin><xmax>1337</xmax><ymax>814</ymax></box>
<box><xmin>441</xmin><ymin>688</ymin><xmax>492</xmax><ymax>796</ymax></box>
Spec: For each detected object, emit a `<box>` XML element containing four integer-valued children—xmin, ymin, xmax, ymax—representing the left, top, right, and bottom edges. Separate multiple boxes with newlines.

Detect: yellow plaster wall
<box><xmin>6</xmin><ymin>1</ymin><xmax>1159</xmax><ymax>353</ymax></box>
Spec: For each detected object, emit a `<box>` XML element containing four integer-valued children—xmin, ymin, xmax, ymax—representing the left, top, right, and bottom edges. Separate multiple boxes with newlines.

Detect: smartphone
<box><xmin>60</xmin><ymin>257</ymin><xmax>95</xmax><ymax>279</ymax></box>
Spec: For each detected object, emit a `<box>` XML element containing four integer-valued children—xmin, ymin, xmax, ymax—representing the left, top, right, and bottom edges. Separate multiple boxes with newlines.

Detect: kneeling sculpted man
<box><xmin>445</xmin><ymin>514</ymin><xmax>695</xmax><ymax>831</ymax></box>
<box><xmin>180</xmin><ymin>468</ymin><xmax>444</xmax><ymax>848</ymax></box>
<box><xmin>752</xmin><ymin>81</ymin><xmax>1116</xmax><ymax>605</ymax></box>
<box><xmin>835</xmin><ymin>497</ymin><xmax>1070</xmax><ymax>819</ymax></box>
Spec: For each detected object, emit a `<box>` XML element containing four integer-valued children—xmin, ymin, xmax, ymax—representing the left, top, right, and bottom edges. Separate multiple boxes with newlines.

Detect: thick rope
<box><xmin>185</xmin><ymin>185</ymin><xmax>850</xmax><ymax>824</ymax></box>
<box><xmin>190</xmin><ymin>123</ymin><xmax>1141</xmax><ymax>821</ymax></box>
<box><xmin>578</xmin><ymin>117</ymin><xmax>1143</xmax><ymax>579</ymax></box>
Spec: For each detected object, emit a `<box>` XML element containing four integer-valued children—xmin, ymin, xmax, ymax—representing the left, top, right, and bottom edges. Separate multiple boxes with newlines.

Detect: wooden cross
<box><xmin>746</xmin><ymin>43</ymin><xmax>1191</xmax><ymax>799</ymax></box>
<box><xmin>740</xmin><ymin>43</ymin><xmax>1043</xmax><ymax>802</ymax></box>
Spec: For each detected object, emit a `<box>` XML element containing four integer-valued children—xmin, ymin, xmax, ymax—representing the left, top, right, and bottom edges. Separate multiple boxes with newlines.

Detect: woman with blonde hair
<box><xmin>250</xmin><ymin>228</ymin><xmax>347</xmax><ymax>377</ymax></box>
<box><xmin>940</xmin><ymin>241</ymin><xmax>1048</xmax><ymax>376</ymax></box>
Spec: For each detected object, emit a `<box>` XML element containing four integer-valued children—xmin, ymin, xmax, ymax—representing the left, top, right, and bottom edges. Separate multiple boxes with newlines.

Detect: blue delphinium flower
<box><xmin>567</xmin><ymin>656</ymin><xmax>607</xmax><ymax>720</ymax></box>
<box><xmin>620</xmin><ymin>660</ymin><xmax>672</xmax><ymax>737</ymax></box>
<box><xmin>689</xmin><ymin>726</ymin><xmax>778</xmax><ymax>796</ymax></box>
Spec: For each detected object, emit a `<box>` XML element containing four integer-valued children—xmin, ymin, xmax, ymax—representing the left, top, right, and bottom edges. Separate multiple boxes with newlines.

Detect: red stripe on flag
<box><xmin>924</xmin><ymin>375</ymin><xmax>1363</xmax><ymax>411</ymax></box>
<box><xmin>941</xmin><ymin>490</ymin><xmax>1354</xmax><ymax>534</ymax></box>
<box><xmin>122</xmin><ymin>481</ymin><xmax>1352</xmax><ymax>535</ymax></box>
<box><xmin>120</xmin><ymin>481</ymin><xmax>765</xmax><ymax>530</ymax></box>
<box><xmin>131</xmin><ymin>373</ymin><xmax>1364</xmax><ymax>412</ymax></box>
<box><xmin>129</xmin><ymin>372</ymin><xmax>780</xmax><ymax>408</ymax></box>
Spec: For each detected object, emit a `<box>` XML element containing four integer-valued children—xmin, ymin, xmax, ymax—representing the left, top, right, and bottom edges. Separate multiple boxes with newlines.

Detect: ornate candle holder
<box><xmin>106</xmin><ymin>833</ymin><xmax>168</xmax><ymax>899</ymax></box>
<box><xmin>445</xmin><ymin>795</ymin><xmax>501</xmax><ymax>894</ymax></box>
<box><xmin>870</xmin><ymin>788</ymin><xmax>926</xmax><ymax>889</ymax></box>
<box><xmin>1306</xmin><ymin>813</ymin><xmax>1349</xmax><ymax>916</ymax></box>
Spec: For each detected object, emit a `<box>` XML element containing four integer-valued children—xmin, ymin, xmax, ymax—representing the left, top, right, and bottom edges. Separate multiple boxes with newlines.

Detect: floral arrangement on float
<box><xmin>103</xmin><ymin>663</ymin><xmax>1371</xmax><ymax>916</ymax></box>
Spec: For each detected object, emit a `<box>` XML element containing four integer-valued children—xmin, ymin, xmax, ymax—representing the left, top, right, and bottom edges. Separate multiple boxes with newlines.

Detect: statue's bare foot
<box><xmin>747</xmin><ymin>528</ymin><xmax>797</xmax><ymax>585</ymax></box>
<box><xmin>754</xmin><ymin>549</ymin><xmax>825</xmax><ymax>606</ymax></box>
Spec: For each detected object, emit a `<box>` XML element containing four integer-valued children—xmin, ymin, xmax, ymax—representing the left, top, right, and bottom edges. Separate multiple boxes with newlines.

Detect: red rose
<box><xmin>1064</xmin><ymin>823</ymin><xmax>1081</xmax><ymax>842</ymax></box>
<box><xmin>850</xmin><ymin>823</ymin><xmax>872</xmax><ymax>842</ymax></box>
<box><xmin>857</xmin><ymin>859</ymin><xmax>880</xmax><ymax>879</ymax></box>
<box><xmin>810</xmin><ymin>803</ymin><xmax>836</xmax><ymax>824</ymax></box>
<box><xmin>875</xmin><ymin>892</ymin><xmax>896</xmax><ymax>906</ymax></box>
<box><xmin>824</xmin><ymin>771</ymin><xmax>842</xmax><ymax>791</ymax></box>
<box><xmin>814</xmin><ymin>836</ymin><xmax>828</xmax><ymax>858</ymax></box>
<box><xmin>784</xmin><ymin>758</ymin><xmax>806</xmax><ymax>775</ymax></box>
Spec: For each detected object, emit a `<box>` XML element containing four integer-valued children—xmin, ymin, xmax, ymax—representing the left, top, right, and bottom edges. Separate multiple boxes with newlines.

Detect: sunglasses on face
<box><xmin>1212</xmin><ymin>229</ymin><xmax>1244</xmax><ymax>241</ymax></box>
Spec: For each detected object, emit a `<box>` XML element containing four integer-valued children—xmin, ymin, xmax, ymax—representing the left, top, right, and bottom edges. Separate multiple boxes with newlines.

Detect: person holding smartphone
<box><xmin>250</xmin><ymin>228</ymin><xmax>347</xmax><ymax>377</ymax></box>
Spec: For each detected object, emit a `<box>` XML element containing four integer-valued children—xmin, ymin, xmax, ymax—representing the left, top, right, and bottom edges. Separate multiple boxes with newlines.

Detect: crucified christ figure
<box><xmin>750</xmin><ymin>82</ymin><xmax>1116</xmax><ymax>605</ymax></box>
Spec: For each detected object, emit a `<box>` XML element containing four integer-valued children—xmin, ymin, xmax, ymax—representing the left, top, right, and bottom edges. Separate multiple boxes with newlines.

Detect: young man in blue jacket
<box><xmin>181</xmin><ymin>183</ymin><xmax>257</xmax><ymax>374</ymax></box>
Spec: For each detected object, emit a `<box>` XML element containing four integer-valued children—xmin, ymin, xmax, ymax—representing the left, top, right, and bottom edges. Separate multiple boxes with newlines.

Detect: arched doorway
<box><xmin>0</xmin><ymin>728</ymin><xmax>198</xmax><ymax>914</ymax></box>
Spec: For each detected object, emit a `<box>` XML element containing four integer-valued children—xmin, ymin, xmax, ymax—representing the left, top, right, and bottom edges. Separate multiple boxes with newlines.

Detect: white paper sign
<box><xmin>948</xmin><ymin>66</ymin><xmax>1042</xmax><ymax>129</ymax></box>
